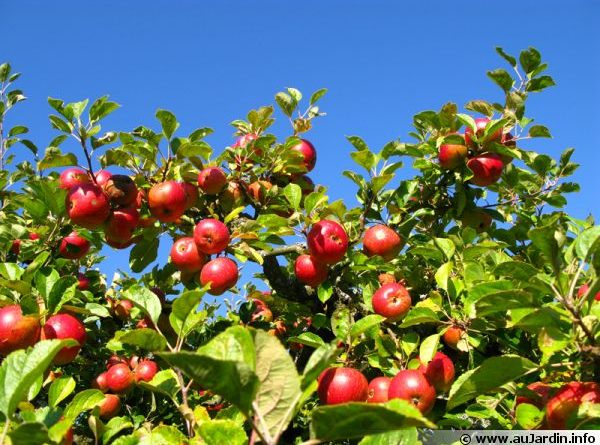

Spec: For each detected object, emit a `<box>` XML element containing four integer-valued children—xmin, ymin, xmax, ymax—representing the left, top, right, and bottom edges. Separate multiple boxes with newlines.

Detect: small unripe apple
<box><xmin>546</xmin><ymin>382</ymin><xmax>600</xmax><ymax>429</ymax></box>
<box><xmin>515</xmin><ymin>382</ymin><xmax>554</xmax><ymax>409</ymax></box>
<box><xmin>367</xmin><ymin>377</ymin><xmax>391</xmax><ymax>403</ymax></box>
<box><xmin>148</xmin><ymin>181</ymin><xmax>188</xmax><ymax>223</ymax></box>
<box><xmin>418</xmin><ymin>352</ymin><xmax>455</xmax><ymax>393</ymax></box>
<box><xmin>577</xmin><ymin>284</ymin><xmax>600</xmax><ymax>302</ymax></box>
<box><xmin>439</xmin><ymin>143</ymin><xmax>468</xmax><ymax>169</ymax></box>
<box><xmin>307</xmin><ymin>220</ymin><xmax>349</xmax><ymax>265</ymax></box>
<box><xmin>103</xmin><ymin>174</ymin><xmax>138</xmax><ymax>206</ymax></box>
<box><xmin>66</xmin><ymin>183</ymin><xmax>111</xmax><ymax>229</ymax></box>
<box><xmin>58</xmin><ymin>231</ymin><xmax>90</xmax><ymax>260</ymax></box>
<box><xmin>98</xmin><ymin>394</ymin><xmax>121</xmax><ymax>419</ymax></box>
<box><xmin>170</xmin><ymin>237</ymin><xmax>207</xmax><ymax>273</ymax></box>
<box><xmin>59</xmin><ymin>168</ymin><xmax>91</xmax><ymax>190</ymax></box>
<box><xmin>0</xmin><ymin>305</ymin><xmax>41</xmax><ymax>356</ymax></box>
<box><xmin>247</xmin><ymin>180</ymin><xmax>273</xmax><ymax>203</ymax></box>
<box><xmin>134</xmin><ymin>359</ymin><xmax>158</xmax><ymax>382</ymax></box>
<box><xmin>294</xmin><ymin>254</ymin><xmax>329</xmax><ymax>287</ymax></box>
<box><xmin>104</xmin><ymin>208</ymin><xmax>139</xmax><ymax>243</ymax></box>
<box><xmin>198</xmin><ymin>167</ymin><xmax>227</xmax><ymax>195</ymax></box>
<box><xmin>363</xmin><ymin>225</ymin><xmax>402</xmax><ymax>260</ymax></box>
<box><xmin>388</xmin><ymin>369</ymin><xmax>437</xmax><ymax>414</ymax></box>
<box><xmin>200</xmin><ymin>257</ymin><xmax>239</xmax><ymax>295</ymax></box>
<box><xmin>193</xmin><ymin>219</ymin><xmax>230</xmax><ymax>255</ymax></box>
<box><xmin>106</xmin><ymin>363</ymin><xmax>135</xmax><ymax>393</ymax></box>
<box><xmin>77</xmin><ymin>273</ymin><xmax>90</xmax><ymax>291</ymax></box>
<box><xmin>467</xmin><ymin>153</ymin><xmax>504</xmax><ymax>187</ymax></box>
<box><xmin>94</xmin><ymin>170</ymin><xmax>113</xmax><ymax>187</ymax></box>
<box><xmin>464</xmin><ymin>117</ymin><xmax>502</xmax><ymax>149</ymax></box>
<box><xmin>219</xmin><ymin>181</ymin><xmax>246</xmax><ymax>210</ymax></box>
<box><xmin>42</xmin><ymin>314</ymin><xmax>86</xmax><ymax>364</ymax></box>
<box><xmin>461</xmin><ymin>208</ymin><xmax>492</xmax><ymax>233</ymax></box>
<box><xmin>291</xmin><ymin>139</ymin><xmax>317</xmax><ymax>172</ymax></box>
<box><xmin>372</xmin><ymin>282</ymin><xmax>411</xmax><ymax>320</ymax></box>
<box><xmin>317</xmin><ymin>367</ymin><xmax>369</xmax><ymax>405</ymax></box>
<box><xmin>443</xmin><ymin>325</ymin><xmax>465</xmax><ymax>350</ymax></box>
<box><xmin>92</xmin><ymin>372</ymin><xmax>110</xmax><ymax>392</ymax></box>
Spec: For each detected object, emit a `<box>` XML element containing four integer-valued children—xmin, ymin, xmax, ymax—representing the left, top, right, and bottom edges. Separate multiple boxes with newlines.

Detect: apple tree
<box><xmin>0</xmin><ymin>46</ymin><xmax>599</xmax><ymax>445</ymax></box>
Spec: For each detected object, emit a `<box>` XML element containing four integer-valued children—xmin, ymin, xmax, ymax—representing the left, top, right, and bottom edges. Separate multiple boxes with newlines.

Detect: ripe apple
<box><xmin>170</xmin><ymin>237</ymin><xmax>207</xmax><ymax>273</ymax></box>
<box><xmin>461</xmin><ymin>208</ymin><xmax>492</xmax><ymax>232</ymax></box>
<box><xmin>77</xmin><ymin>273</ymin><xmax>90</xmax><ymax>291</ymax></box>
<box><xmin>134</xmin><ymin>359</ymin><xmax>158</xmax><ymax>382</ymax></box>
<box><xmin>378</xmin><ymin>273</ymin><xmax>396</xmax><ymax>285</ymax></box>
<box><xmin>247</xmin><ymin>180</ymin><xmax>273</xmax><ymax>203</ymax></box>
<box><xmin>307</xmin><ymin>220</ymin><xmax>349</xmax><ymax>265</ymax></box>
<box><xmin>104</xmin><ymin>208</ymin><xmax>140</xmax><ymax>243</ymax></box>
<box><xmin>193</xmin><ymin>218</ymin><xmax>230</xmax><ymax>254</ymax></box>
<box><xmin>200</xmin><ymin>257</ymin><xmax>239</xmax><ymax>295</ymax></box>
<box><xmin>372</xmin><ymin>282</ymin><xmax>411</xmax><ymax>320</ymax></box>
<box><xmin>105</xmin><ymin>236</ymin><xmax>135</xmax><ymax>249</ymax></box>
<box><xmin>367</xmin><ymin>377</ymin><xmax>391</xmax><ymax>403</ymax></box>
<box><xmin>113</xmin><ymin>299</ymin><xmax>134</xmax><ymax>321</ymax></box>
<box><xmin>363</xmin><ymin>224</ymin><xmax>402</xmax><ymax>260</ymax></box>
<box><xmin>59</xmin><ymin>168</ymin><xmax>91</xmax><ymax>190</ymax></box>
<box><xmin>92</xmin><ymin>372</ymin><xmax>110</xmax><ymax>392</ymax></box>
<box><xmin>0</xmin><ymin>305</ymin><xmax>41</xmax><ymax>355</ymax></box>
<box><xmin>388</xmin><ymin>369</ymin><xmax>437</xmax><ymax>414</ymax></box>
<box><xmin>467</xmin><ymin>153</ymin><xmax>504</xmax><ymax>187</ymax></box>
<box><xmin>546</xmin><ymin>382</ymin><xmax>600</xmax><ymax>429</ymax></box>
<box><xmin>66</xmin><ymin>183</ymin><xmax>111</xmax><ymax>229</ymax></box>
<box><xmin>58</xmin><ymin>232</ymin><xmax>90</xmax><ymax>259</ymax></box>
<box><xmin>294</xmin><ymin>254</ymin><xmax>329</xmax><ymax>287</ymax></box>
<box><xmin>98</xmin><ymin>393</ymin><xmax>121</xmax><ymax>419</ymax></box>
<box><xmin>317</xmin><ymin>367</ymin><xmax>369</xmax><ymax>405</ymax></box>
<box><xmin>439</xmin><ymin>143</ymin><xmax>468</xmax><ymax>169</ymax></box>
<box><xmin>198</xmin><ymin>167</ymin><xmax>227</xmax><ymax>195</ymax></box>
<box><xmin>42</xmin><ymin>313</ymin><xmax>86</xmax><ymax>364</ymax></box>
<box><xmin>148</xmin><ymin>181</ymin><xmax>188</xmax><ymax>223</ymax></box>
<box><xmin>577</xmin><ymin>284</ymin><xmax>600</xmax><ymax>302</ymax></box>
<box><xmin>515</xmin><ymin>382</ymin><xmax>554</xmax><ymax>409</ymax></box>
<box><xmin>10</xmin><ymin>232</ymin><xmax>41</xmax><ymax>255</ymax></box>
<box><xmin>103</xmin><ymin>174</ymin><xmax>138</xmax><ymax>206</ymax></box>
<box><xmin>219</xmin><ymin>181</ymin><xmax>245</xmax><ymax>210</ymax></box>
<box><xmin>418</xmin><ymin>352</ymin><xmax>455</xmax><ymax>393</ymax></box>
<box><xmin>94</xmin><ymin>170</ymin><xmax>113</xmax><ymax>187</ymax></box>
<box><xmin>464</xmin><ymin>117</ymin><xmax>502</xmax><ymax>149</ymax></box>
<box><xmin>443</xmin><ymin>325</ymin><xmax>465</xmax><ymax>350</ymax></box>
<box><xmin>106</xmin><ymin>363</ymin><xmax>135</xmax><ymax>393</ymax></box>
<box><xmin>291</xmin><ymin>139</ymin><xmax>317</xmax><ymax>172</ymax></box>
<box><xmin>107</xmin><ymin>355</ymin><xmax>129</xmax><ymax>369</ymax></box>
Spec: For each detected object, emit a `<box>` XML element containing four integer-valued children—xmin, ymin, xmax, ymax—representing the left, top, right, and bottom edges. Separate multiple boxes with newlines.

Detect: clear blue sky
<box><xmin>4</xmin><ymin>0</ymin><xmax>599</xmax><ymax>288</ymax></box>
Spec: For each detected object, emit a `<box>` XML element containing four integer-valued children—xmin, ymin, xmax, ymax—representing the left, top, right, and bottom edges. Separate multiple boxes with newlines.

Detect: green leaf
<box><xmin>47</xmin><ymin>275</ymin><xmax>78</xmax><ymax>314</ymax></box>
<box><xmin>310</xmin><ymin>88</ymin><xmax>328</xmax><ymax>105</ymax></box>
<box><xmin>0</xmin><ymin>339</ymin><xmax>77</xmax><ymax>417</ymax></box>
<box><xmin>302</xmin><ymin>344</ymin><xmax>339</xmax><ymax>390</ymax></box>
<box><xmin>487</xmin><ymin>69</ymin><xmax>514</xmax><ymax>92</ymax></box>
<box><xmin>515</xmin><ymin>403</ymin><xmax>544</xmax><ymax>429</ymax></box>
<box><xmin>331</xmin><ymin>306</ymin><xmax>351</xmax><ymax>340</ymax></box>
<box><xmin>310</xmin><ymin>400</ymin><xmax>434</xmax><ymax>441</ymax></box>
<box><xmin>575</xmin><ymin>226</ymin><xmax>600</xmax><ymax>261</ymax></box>
<box><xmin>400</xmin><ymin>307</ymin><xmax>440</xmax><ymax>328</ymax></box>
<box><xmin>155</xmin><ymin>109</ymin><xmax>179</xmax><ymax>139</ymax></box>
<box><xmin>347</xmin><ymin>136</ymin><xmax>369</xmax><ymax>151</ymax></box>
<box><xmin>526</xmin><ymin>76</ymin><xmax>555</xmax><ymax>92</ymax></box>
<box><xmin>8</xmin><ymin>422</ymin><xmax>50</xmax><ymax>445</ymax></box>
<box><xmin>528</xmin><ymin>227</ymin><xmax>561</xmax><ymax>272</ymax></box>
<box><xmin>122</xmin><ymin>285</ymin><xmax>162</xmax><ymax>325</ymax></box>
<box><xmin>199</xmin><ymin>419</ymin><xmax>248</xmax><ymax>445</ymax></box>
<box><xmin>119</xmin><ymin>328</ymin><xmax>167</xmax><ymax>351</ymax></box>
<box><xmin>138</xmin><ymin>369</ymin><xmax>180</xmax><ymax>401</ymax></box>
<box><xmin>197</xmin><ymin>326</ymin><xmax>255</xmax><ymax>367</ymax></box>
<box><xmin>317</xmin><ymin>281</ymin><xmax>333</xmax><ymax>303</ymax></box>
<box><xmin>474</xmin><ymin>290</ymin><xmax>537</xmax><ymax>316</ymax></box>
<box><xmin>493</xmin><ymin>261</ymin><xmax>540</xmax><ymax>282</ymax></box>
<box><xmin>38</xmin><ymin>147</ymin><xmax>78</xmax><ymax>170</ymax></box>
<box><xmin>48</xmin><ymin>376</ymin><xmax>76</xmax><ymax>407</ymax></box>
<box><xmin>351</xmin><ymin>150</ymin><xmax>377</xmax><ymax>171</ymax></box>
<box><xmin>359</xmin><ymin>428</ymin><xmax>418</xmax><ymax>445</ymax></box>
<box><xmin>495</xmin><ymin>47</ymin><xmax>517</xmax><ymax>67</ymax></box>
<box><xmin>48</xmin><ymin>115</ymin><xmax>72</xmax><ymax>133</ymax></box>
<box><xmin>447</xmin><ymin>355</ymin><xmax>537</xmax><ymax>409</ymax></box>
<box><xmin>465</xmin><ymin>100</ymin><xmax>494</xmax><ymax>117</ymax></box>
<box><xmin>169</xmin><ymin>289</ymin><xmax>205</xmax><ymax>339</ymax></box>
<box><xmin>528</xmin><ymin>125</ymin><xmax>552</xmax><ymax>138</ymax></box>
<box><xmin>350</xmin><ymin>314</ymin><xmax>385</xmax><ymax>338</ymax></box>
<box><xmin>283</xmin><ymin>183</ymin><xmax>302</xmax><ymax>210</ymax></box>
<box><xmin>252</xmin><ymin>330</ymin><xmax>302</xmax><ymax>442</ymax></box>
<box><xmin>89</xmin><ymin>96</ymin><xmax>120</xmax><ymax>122</ymax></box>
<box><xmin>419</xmin><ymin>334</ymin><xmax>439</xmax><ymax>363</ymax></box>
<box><xmin>101</xmin><ymin>417</ymin><xmax>134</xmax><ymax>445</ymax></box>
<box><xmin>129</xmin><ymin>236</ymin><xmax>159</xmax><ymax>273</ymax></box>
<box><xmin>275</xmin><ymin>92</ymin><xmax>294</xmax><ymax>117</ymax></box>
<box><xmin>288</xmin><ymin>332</ymin><xmax>326</xmax><ymax>349</ymax></box>
<box><xmin>519</xmin><ymin>47</ymin><xmax>542</xmax><ymax>75</ymax></box>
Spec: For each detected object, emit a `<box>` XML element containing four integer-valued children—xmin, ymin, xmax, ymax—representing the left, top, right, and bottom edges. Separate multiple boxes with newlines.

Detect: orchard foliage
<box><xmin>0</xmin><ymin>46</ymin><xmax>599</xmax><ymax>445</ymax></box>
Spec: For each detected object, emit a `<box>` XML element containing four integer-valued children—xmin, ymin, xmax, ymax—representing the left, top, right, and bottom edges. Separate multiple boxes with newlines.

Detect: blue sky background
<box><xmin>3</xmin><ymin>0</ymin><xmax>599</xmax><ymax>294</ymax></box>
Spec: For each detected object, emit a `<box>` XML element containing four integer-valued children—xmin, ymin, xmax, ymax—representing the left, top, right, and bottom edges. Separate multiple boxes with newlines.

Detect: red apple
<box><xmin>106</xmin><ymin>363</ymin><xmax>135</xmax><ymax>393</ymax></box>
<box><xmin>418</xmin><ymin>352</ymin><xmax>455</xmax><ymax>393</ymax></box>
<box><xmin>461</xmin><ymin>208</ymin><xmax>492</xmax><ymax>232</ymax></box>
<box><xmin>372</xmin><ymin>282</ymin><xmax>411</xmax><ymax>320</ymax></box>
<box><xmin>546</xmin><ymin>382</ymin><xmax>600</xmax><ymax>429</ymax></box>
<box><xmin>134</xmin><ymin>359</ymin><xmax>158</xmax><ymax>382</ymax></box>
<box><xmin>307</xmin><ymin>220</ymin><xmax>349</xmax><ymax>265</ymax></box>
<box><xmin>317</xmin><ymin>367</ymin><xmax>369</xmax><ymax>405</ymax></box>
<box><xmin>59</xmin><ymin>168</ymin><xmax>91</xmax><ymax>190</ymax></box>
<box><xmin>363</xmin><ymin>225</ymin><xmax>402</xmax><ymax>260</ymax></box>
<box><xmin>94</xmin><ymin>170</ymin><xmax>113</xmax><ymax>187</ymax></box>
<box><xmin>77</xmin><ymin>273</ymin><xmax>90</xmax><ymax>291</ymax></box>
<box><xmin>104</xmin><ymin>208</ymin><xmax>139</xmax><ymax>243</ymax></box>
<box><xmin>107</xmin><ymin>355</ymin><xmax>129</xmax><ymax>369</ymax></box>
<box><xmin>247</xmin><ymin>180</ymin><xmax>273</xmax><ymax>203</ymax></box>
<box><xmin>464</xmin><ymin>117</ymin><xmax>502</xmax><ymax>149</ymax></box>
<box><xmin>181</xmin><ymin>182</ymin><xmax>199</xmax><ymax>210</ymax></box>
<box><xmin>92</xmin><ymin>372</ymin><xmax>110</xmax><ymax>392</ymax></box>
<box><xmin>388</xmin><ymin>369</ymin><xmax>437</xmax><ymax>414</ymax></box>
<box><xmin>148</xmin><ymin>181</ymin><xmax>188</xmax><ymax>223</ymax></box>
<box><xmin>577</xmin><ymin>284</ymin><xmax>600</xmax><ymax>302</ymax></box>
<box><xmin>113</xmin><ymin>299</ymin><xmax>134</xmax><ymax>321</ymax></box>
<box><xmin>198</xmin><ymin>167</ymin><xmax>227</xmax><ymax>195</ymax></box>
<box><xmin>66</xmin><ymin>183</ymin><xmax>111</xmax><ymax>229</ymax></box>
<box><xmin>291</xmin><ymin>139</ymin><xmax>317</xmax><ymax>172</ymax></box>
<box><xmin>10</xmin><ymin>232</ymin><xmax>40</xmax><ymax>255</ymax></box>
<box><xmin>103</xmin><ymin>174</ymin><xmax>138</xmax><ymax>206</ymax></box>
<box><xmin>250</xmin><ymin>299</ymin><xmax>273</xmax><ymax>323</ymax></box>
<box><xmin>199</xmin><ymin>257</ymin><xmax>239</xmax><ymax>295</ymax></box>
<box><xmin>42</xmin><ymin>314</ymin><xmax>86</xmax><ymax>364</ymax></box>
<box><xmin>170</xmin><ymin>237</ymin><xmax>207</xmax><ymax>273</ymax></box>
<box><xmin>0</xmin><ymin>305</ymin><xmax>41</xmax><ymax>355</ymax></box>
<box><xmin>467</xmin><ymin>153</ymin><xmax>504</xmax><ymax>187</ymax></box>
<box><xmin>98</xmin><ymin>394</ymin><xmax>121</xmax><ymax>419</ymax></box>
<box><xmin>105</xmin><ymin>236</ymin><xmax>135</xmax><ymax>249</ymax></box>
<box><xmin>58</xmin><ymin>231</ymin><xmax>90</xmax><ymax>260</ymax></box>
<box><xmin>439</xmin><ymin>143</ymin><xmax>468</xmax><ymax>169</ymax></box>
<box><xmin>443</xmin><ymin>326</ymin><xmax>465</xmax><ymax>350</ymax></box>
<box><xmin>515</xmin><ymin>382</ymin><xmax>554</xmax><ymax>409</ymax></box>
<box><xmin>367</xmin><ymin>377</ymin><xmax>391</xmax><ymax>403</ymax></box>
<box><xmin>294</xmin><ymin>254</ymin><xmax>329</xmax><ymax>287</ymax></box>
<box><xmin>232</xmin><ymin>133</ymin><xmax>258</xmax><ymax>149</ymax></box>
<box><xmin>193</xmin><ymin>219</ymin><xmax>230</xmax><ymax>255</ymax></box>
